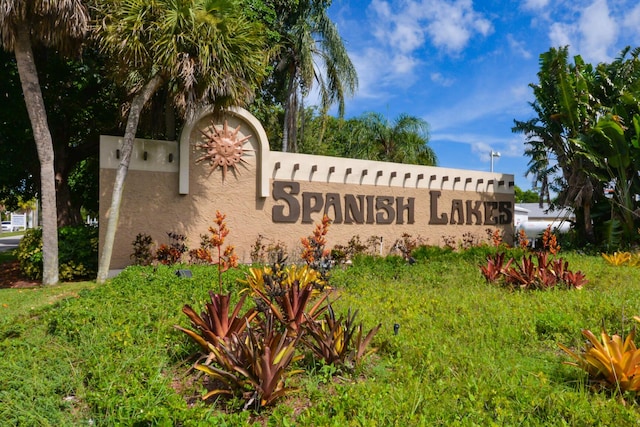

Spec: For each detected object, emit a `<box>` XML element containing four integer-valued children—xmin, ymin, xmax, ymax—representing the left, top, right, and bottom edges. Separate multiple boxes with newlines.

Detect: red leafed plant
<box><xmin>175</xmin><ymin>291</ymin><xmax>257</xmax><ymax>351</ymax></box>
<box><xmin>156</xmin><ymin>232</ymin><xmax>188</xmax><ymax>264</ymax></box>
<box><xmin>303</xmin><ymin>305</ymin><xmax>381</xmax><ymax>369</ymax></box>
<box><xmin>195</xmin><ymin>313</ymin><xmax>303</xmax><ymax>409</ymax></box>
<box><xmin>480</xmin><ymin>250</ymin><xmax>587</xmax><ymax>290</ymax></box>
<box><xmin>486</xmin><ymin>228</ymin><xmax>503</xmax><ymax>247</ymax></box>
<box><xmin>253</xmin><ymin>279</ymin><xmax>330</xmax><ymax>333</ymax></box>
<box><xmin>562</xmin><ymin>270</ymin><xmax>588</xmax><ymax>289</ymax></box>
<box><xmin>479</xmin><ymin>252</ymin><xmax>512</xmax><ymax>283</ymax></box>
<box><xmin>504</xmin><ymin>255</ymin><xmax>538</xmax><ymax>288</ymax></box>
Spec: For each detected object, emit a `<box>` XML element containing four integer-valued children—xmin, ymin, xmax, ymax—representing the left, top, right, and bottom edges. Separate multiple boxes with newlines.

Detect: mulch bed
<box><xmin>0</xmin><ymin>260</ymin><xmax>41</xmax><ymax>289</ymax></box>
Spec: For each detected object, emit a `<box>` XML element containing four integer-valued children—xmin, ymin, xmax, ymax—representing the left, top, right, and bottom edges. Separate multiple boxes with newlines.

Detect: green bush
<box><xmin>16</xmin><ymin>225</ymin><xmax>98</xmax><ymax>281</ymax></box>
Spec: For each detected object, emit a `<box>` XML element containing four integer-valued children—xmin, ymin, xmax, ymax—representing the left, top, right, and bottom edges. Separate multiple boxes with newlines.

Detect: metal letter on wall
<box><xmin>375</xmin><ymin>196</ymin><xmax>395</xmax><ymax>224</ymax></box>
<box><xmin>396</xmin><ymin>197</ymin><xmax>415</xmax><ymax>224</ymax></box>
<box><xmin>302</xmin><ymin>192</ymin><xmax>324</xmax><ymax>223</ymax></box>
<box><xmin>324</xmin><ymin>193</ymin><xmax>343</xmax><ymax>224</ymax></box>
<box><xmin>272</xmin><ymin>181</ymin><xmax>301</xmax><ymax>223</ymax></box>
<box><xmin>344</xmin><ymin>194</ymin><xmax>366</xmax><ymax>224</ymax></box>
<box><xmin>429</xmin><ymin>191</ymin><xmax>448</xmax><ymax>225</ymax></box>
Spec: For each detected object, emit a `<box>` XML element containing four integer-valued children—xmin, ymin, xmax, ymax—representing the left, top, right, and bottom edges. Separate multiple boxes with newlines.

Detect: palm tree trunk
<box><xmin>14</xmin><ymin>27</ymin><xmax>59</xmax><ymax>285</ymax></box>
<box><xmin>583</xmin><ymin>201</ymin><xmax>595</xmax><ymax>243</ymax></box>
<box><xmin>282</xmin><ymin>77</ymin><xmax>298</xmax><ymax>152</ymax></box>
<box><xmin>97</xmin><ymin>75</ymin><xmax>164</xmax><ymax>283</ymax></box>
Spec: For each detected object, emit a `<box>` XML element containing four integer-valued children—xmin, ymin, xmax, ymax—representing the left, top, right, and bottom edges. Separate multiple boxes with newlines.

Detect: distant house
<box><xmin>515</xmin><ymin>203</ymin><xmax>574</xmax><ymax>242</ymax></box>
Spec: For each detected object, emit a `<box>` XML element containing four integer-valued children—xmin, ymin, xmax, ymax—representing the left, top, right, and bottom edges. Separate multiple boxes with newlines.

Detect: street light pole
<box><xmin>490</xmin><ymin>150</ymin><xmax>501</xmax><ymax>172</ymax></box>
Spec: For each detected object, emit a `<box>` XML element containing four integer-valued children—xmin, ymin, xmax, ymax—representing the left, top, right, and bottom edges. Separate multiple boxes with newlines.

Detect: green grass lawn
<box><xmin>2</xmin><ymin>250</ymin><xmax>640</xmax><ymax>425</ymax></box>
<box><xmin>0</xmin><ymin>230</ymin><xmax>24</xmax><ymax>237</ymax></box>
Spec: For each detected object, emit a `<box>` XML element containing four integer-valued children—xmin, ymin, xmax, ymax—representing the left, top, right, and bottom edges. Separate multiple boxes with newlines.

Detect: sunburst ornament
<box><xmin>195</xmin><ymin>120</ymin><xmax>253</xmax><ymax>181</ymax></box>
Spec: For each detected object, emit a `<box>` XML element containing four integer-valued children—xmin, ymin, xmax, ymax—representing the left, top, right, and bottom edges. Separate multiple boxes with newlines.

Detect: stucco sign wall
<box><xmin>99</xmin><ymin>107</ymin><xmax>515</xmax><ymax>269</ymax></box>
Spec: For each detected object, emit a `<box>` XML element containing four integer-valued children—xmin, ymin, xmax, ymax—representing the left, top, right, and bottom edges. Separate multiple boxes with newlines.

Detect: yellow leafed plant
<box><xmin>627</xmin><ymin>253</ymin><xmax>640</xmax><ymax>267</ymax></box>
<box><xmin>558</xmin><ymin>325</ymin><xmax>640</xmax><ymax>392</ymax></box>
<box><xmin>240</xmin><ymin>264</ymin><xmax>327</xmax><ymax>297</ymax></box>
<box><xmin>602</xmin><ymin>252</ymin><xmax>631</xmax><ymax>266</ymax></box>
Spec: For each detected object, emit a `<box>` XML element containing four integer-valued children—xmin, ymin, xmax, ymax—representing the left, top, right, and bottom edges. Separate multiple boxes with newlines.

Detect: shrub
<box><xmin>16</xmin><ymin>228</ymin><xmax>43</xmax><ymax>279</ymax></box>
<box><xmin>390</xmin><ymin>233</ymin><xmax>425</xmax><ymax>260</ymax></box>
<box><xmin>17</xmin><ymin>225</ymin><xmax>98</xmax><ymax>281</ymax></box>
<box><xmin>156</xmin><ymin>232</ymin><xmax>188</xmax><ymax>265</ymax></box>
<box><xmin>332</xmin><ymin>235</ymin><xmax>375</xmax><ymax>264</ymax></box>
<box><xmin>130</xmin><ymin>233</ymin><xmax>154</xmax><ymax>266</ymax></box>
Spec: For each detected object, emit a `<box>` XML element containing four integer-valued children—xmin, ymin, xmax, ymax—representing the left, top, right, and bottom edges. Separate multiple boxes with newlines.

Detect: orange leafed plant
<box><xmin>559</xmin><ymin>325</ymin><xmax>640</xmax><ymax>392</ymax></box>
<box><xmin>542</xmin><ymin>225</ymin><xmax>560</xmax><ymax>255</ymax></box>
<box><xmin>517</xmin><ymin>228</ymin><xmax>529</xmax><ymax>249</ymax></box>
<box><xmin>491</xmin><ymin>229</ymin><xmax>502</xmax><ymax>247</ymax></box>
<box><xmin>208</xmin><ymin>211</ymin><xmax>238</xmax><ymax>292</ymax></box>
<box><xmin>301</xmin><ymin>214</ymin><xmax>331</xmax><ymax>264</ymax></box>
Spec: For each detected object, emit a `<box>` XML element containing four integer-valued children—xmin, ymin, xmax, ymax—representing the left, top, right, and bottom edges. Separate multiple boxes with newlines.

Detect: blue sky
<box><xmin>319</xmin><ymin>0</ymin><xmax>640</xmax><ymax>190</ymax></box>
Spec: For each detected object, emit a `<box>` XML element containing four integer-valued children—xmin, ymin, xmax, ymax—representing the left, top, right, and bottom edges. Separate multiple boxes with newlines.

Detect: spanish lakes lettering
<box><xmin>271</xmin><ymin>181</ymin><xmax>513</xmax><ymax>225</ymax></box>
<box><xmin>428</xmin><ymin>190</ymin><xmax>512</xmax><ymax>225</ymax></box>
<box><xmin>272</xmin><ymin>181</ymin><xmax>414</xmax><ymax>224</ymax></box>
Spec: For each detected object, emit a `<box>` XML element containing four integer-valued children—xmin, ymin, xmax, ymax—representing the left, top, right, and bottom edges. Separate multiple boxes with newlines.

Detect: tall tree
<box><xmin>0</xmin><ymin>0</ymin><xmax>90</xmax><ymax>285</ymax></box>
<box><xmin>0</xmin><ymin>47</ymin><xmax>124</xmax><ymax>225</ymax></box>
<box><xmin>94</xmin><ymin>0</ymin><xmax>269</xmax><ymax>283</ymax></box>
<box><xmin>513</xmin><ymin>47</ymin><xmax>599</xmax><ymax>243</ymax></box>
<box><xmin>354</xmin><ymin>112</ymin><xmax>437</xmax><ymax>165</ymax></box>
<box><xmin>297</xmin><ymin>110</ymin><xmax>437</xmax><ymax>165</ymax></box>
<box><xmin>276</xmin><ymin>0</ymin><xmax>357</xmax><ymax>153</ymax></box>
<box><xmin>514</xmin><ymin>185</ymin><xmax>540</xmax><ymax>203</ymax></box>
<box><xmin>514</xmin><ymin>46</ymin><xmax>640</xmax><ymax>247</ymax></box>
<box><xmin>576</xmin><ymin>48</ymin><xmax>640</xmax><ymax>246</ymax></box>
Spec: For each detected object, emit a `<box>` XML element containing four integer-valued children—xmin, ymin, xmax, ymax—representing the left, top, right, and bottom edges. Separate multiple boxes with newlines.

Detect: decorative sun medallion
<box><xmin>195</xmin><ymin>120</ymin><xmax>253</xmax><ymax>181</ymax></box>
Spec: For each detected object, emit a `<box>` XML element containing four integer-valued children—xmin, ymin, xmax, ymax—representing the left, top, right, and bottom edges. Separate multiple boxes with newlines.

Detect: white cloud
<box><xmin>522</xmin><ymin>0</ymin><xmax>550</xmax><ymax>10</ymax></box>
<box><xmin>623</xmin><ymin>3</ymin><xmax>640</xmax><ymax>32</ymax></box>
<box><xmin>351</xmin><ymin>0</ymin><xmax>495</xmax><ymax>100</ymax></box>
<box><xmin>342</xmin><ymin>47</ymin><xmax>419</xmax><ymax>103</ymax></box>
<box><xmin>548</xmin><ymin>22</ymin><xmax>574</xmax><ymax>48</ymax></box>
<box><xmin>422</xmin><ymin>0</ymin><xmax>493</xmax><ymax>53</ymax></box>
<box><xmin>578</xmin><ymin>0</ymin><xmax>617</xmax><ymax>62</ymax></box>
<box><xmin>545</xmin><ymin>0</ymin><xmax>618</xmax><ymax>63</ymax></box>
<box><xmin>369</xmin><ymin>0</ymin><xmax>493</xmax><ymax>55</ymax></box>
<box><xmin>507</xmin><ymin>34</ymin><xmax>532</xmax><ymax>59</ymax></box>
<box><xmin>430</xmin><ymin>72</ymin><xmax>455</xmax><ymax>86</ymax></box>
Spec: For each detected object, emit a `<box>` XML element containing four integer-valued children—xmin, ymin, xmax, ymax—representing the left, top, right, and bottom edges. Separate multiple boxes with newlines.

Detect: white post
<box><xmin>490</xmin><ymin>150</ymin><xmax>501</xmax><ymax>172</ymax></box>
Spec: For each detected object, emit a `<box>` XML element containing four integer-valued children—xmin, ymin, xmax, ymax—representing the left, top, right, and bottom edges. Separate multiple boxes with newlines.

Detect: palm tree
<box><xmin>353</xmin><ymin>112</ymin><xmax>437</xmax><ymax>166</ymax></box>
<box><xmin>513</xmin><ymin>47</ymin><xmax>599</xmax><ymax>243</ymax></box>
<box><xmin>94</xmin><ymin>0</ymin><xmax>269</xmax><ymax>283</ymax></box>
<box><xmin>277</xmin><ymin>0</ymin><xmax>357</xmax><ymax>153</ymax></box>
<box><xmin>0</xmin><ymin>0</ymin><xmax>89</xmax><ymax>285</ymax></box>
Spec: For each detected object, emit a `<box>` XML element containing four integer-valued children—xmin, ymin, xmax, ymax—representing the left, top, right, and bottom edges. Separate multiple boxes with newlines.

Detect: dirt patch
<box><xmin>0</xmin><ymin>260</ymin><xmax>41</xmax><ymax>289</ymax></box>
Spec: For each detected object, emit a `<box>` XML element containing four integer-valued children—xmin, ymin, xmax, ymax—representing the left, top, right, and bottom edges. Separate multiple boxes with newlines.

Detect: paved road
<box><xmin>0</xmin><ymin>235</ymin><xmax>23</xmax><ymax>253</ymax></box>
